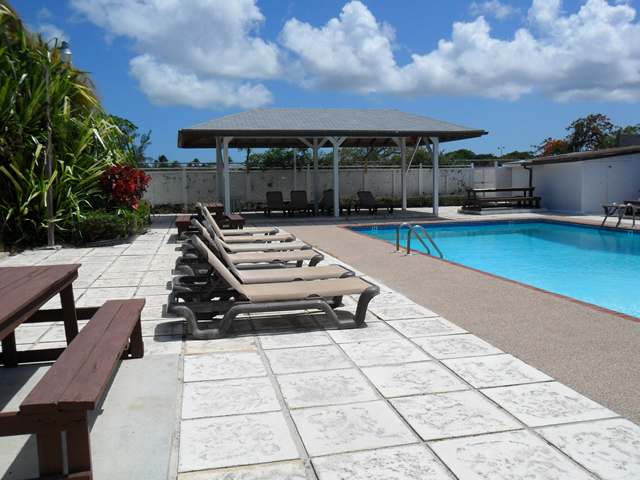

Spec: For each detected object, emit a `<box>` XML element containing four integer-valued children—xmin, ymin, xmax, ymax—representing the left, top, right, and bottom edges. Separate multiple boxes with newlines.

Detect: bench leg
<box><xmin>1</xmin><ymin>331</ymin><xmax>18</xmax><ymax>368</ymax></box>
<box><xmin>37</xmin><ymin>431</ymin><xmax>64</xmax><ymax>476</ymax></box>
<box><xmin>129</xmin><ymin>318</ymin><xmax>144</xmax><ymax>359</ymax></box>
<box><xmin>66</xmin><ymin>412</ymin><xmax>92</xmax><ymax>476</ymax></box>
<box><xmin>61</xmin><ymin>285</ymin><xmax>79</xmax><ymax>344</ymax></box>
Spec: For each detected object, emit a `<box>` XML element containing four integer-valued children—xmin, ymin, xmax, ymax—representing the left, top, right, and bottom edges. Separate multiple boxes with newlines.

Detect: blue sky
<box><xmin>12</xmin><ymin>0</ymin><xmax>640</xmax><ymax>162</ymax></box>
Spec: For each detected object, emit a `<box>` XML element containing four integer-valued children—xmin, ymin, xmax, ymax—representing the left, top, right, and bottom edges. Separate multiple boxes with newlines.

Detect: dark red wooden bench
<box><xmin>0</xmin><ymin>298</ymin><xmax>145</xmax><ymax>479</ymax></box>
<box><xmin>176</xmin><ymin>215</ymin><xmax>194</xmax><ymax>235</ymax></box>
<box><xmin>218</xmin><ymin>214</ymin><xmax>245</xmax><ymax>229</ymax></box>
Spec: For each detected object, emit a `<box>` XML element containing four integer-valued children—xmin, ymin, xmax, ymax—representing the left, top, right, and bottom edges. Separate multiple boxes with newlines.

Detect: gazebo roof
<box><xmin>178</xmin><ymin>108</ymin><xmax>487</xmax><ymax>149</ymax></box>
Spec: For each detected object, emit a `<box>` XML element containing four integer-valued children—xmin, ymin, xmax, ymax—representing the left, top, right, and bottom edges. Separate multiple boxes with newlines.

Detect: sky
<box><xmin>11</xmin><ymin>0</ymin><xmax>640</xmax><ymax>163</ymax></box>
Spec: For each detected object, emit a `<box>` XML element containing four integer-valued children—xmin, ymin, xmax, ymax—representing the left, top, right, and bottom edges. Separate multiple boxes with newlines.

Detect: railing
<box><xmin>394</xmin><ymin>223</ymin><xmax>443</xmax><ymax>258</ymax></box>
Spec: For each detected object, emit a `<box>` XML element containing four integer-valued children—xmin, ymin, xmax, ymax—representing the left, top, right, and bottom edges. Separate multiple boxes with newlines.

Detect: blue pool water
<box><xmin>350</xmin><ymin>220</ymin><xmax>640</xmax><ymax>318</ymax></box>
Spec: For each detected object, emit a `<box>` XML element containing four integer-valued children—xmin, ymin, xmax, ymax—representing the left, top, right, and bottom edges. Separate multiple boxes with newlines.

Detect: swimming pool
<box><xmin>349</xmin><ymin>220</ymin><xmax>640</xmax><ymax>318</ymax></box>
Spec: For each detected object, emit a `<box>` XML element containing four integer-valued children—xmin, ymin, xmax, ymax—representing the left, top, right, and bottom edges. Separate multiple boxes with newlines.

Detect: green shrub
<box><xmin>73</xmin><ymin>201</ymin><xmax>150</xmax><ymax>244</ymax></box>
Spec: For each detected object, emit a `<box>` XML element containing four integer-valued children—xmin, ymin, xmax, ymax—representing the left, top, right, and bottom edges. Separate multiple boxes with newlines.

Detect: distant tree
<box><xmin>170</xmin><ymin>160</ymin><xmax>181</xmax><ymax>168</ymax></box>
<box><xmin>503</xmin><ymin>150</ymin><xmax>535</xmax><ymax>159</ymax></box>
<box><xmin>619</xmin><ymin>123</ymin><xmax>640</xmax><ymax>135</ymax></box>
<box><xmin>566</xmin><ymin>114</ymin><xmax>618</xmax><ymax>152</ymax></box>
<box><xmin>154</xmin><ymin>154</ymin><xmax>169</xmax><ymax>168</ymax></box>
<box><xmin>243</xmin><ymin>148</ymin><xmax>312</xmax><ymax>171</ymax></box>
<box><xmin>107</xmin><ymin>115</ymin><xmax>152</xmax><ymax>167</ymax></box>
<box><xmin>533</xmin><ymin>137</ymin><xmax>570</xmax><ymax>157</ymax></box>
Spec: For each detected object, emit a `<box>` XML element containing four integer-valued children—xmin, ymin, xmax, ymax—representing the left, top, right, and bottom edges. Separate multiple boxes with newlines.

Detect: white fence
<box><xmin>142</xmin><ymin>165</ymin><xmax>511</xmax><ymax>207</ymax></box>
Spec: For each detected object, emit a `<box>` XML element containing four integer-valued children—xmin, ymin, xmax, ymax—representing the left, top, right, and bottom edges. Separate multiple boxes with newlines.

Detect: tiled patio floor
<box><xmin>1</xmin><ymin>212</ymin><xmax>640</xmax><ymax>479</ymax></box>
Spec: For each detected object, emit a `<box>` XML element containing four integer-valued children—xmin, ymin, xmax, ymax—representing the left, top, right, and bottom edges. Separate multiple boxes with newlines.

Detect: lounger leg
<box><xmin>353</xmin><ymin>285</ymin><xmax>381</xmax><ymax>327</ymax></box>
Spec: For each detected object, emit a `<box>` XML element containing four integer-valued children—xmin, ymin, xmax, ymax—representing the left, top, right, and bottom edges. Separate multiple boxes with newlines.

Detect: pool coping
<box><xmin>340</xmin><ymin>216</ymin><xmax>640</xmax><ymax>324</ymax></box>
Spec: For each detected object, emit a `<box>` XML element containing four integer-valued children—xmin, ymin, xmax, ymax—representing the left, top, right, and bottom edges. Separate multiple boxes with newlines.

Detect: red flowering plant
<box><xmin>100</xmin><ymin>163</ymin><xmax>151</xmax><ymax>210</ymax></box>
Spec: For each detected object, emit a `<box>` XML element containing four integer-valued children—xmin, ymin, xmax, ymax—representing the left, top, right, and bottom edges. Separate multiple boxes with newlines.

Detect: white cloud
<box><xmin>280</xmin><ymin>1</ymin><xmax>408</xmax><ymax>94</ymax></box>
<box><xmin>36</xmin><ymin>23</ymin><xmax>67</xmax><ymax>43</ymax></box>
<box><xmin>470</xmin><ymin>0</ymin><xmax>521</xmax><ymax>20</ymax></box>
<box><xmin>129</xmin><ymin>54</ymin><xmax>274</xmax><ymax>109</ymax></box>
<box><xmin>69</xmin><ymin>0</ymin><xmax>281</xmax><ymax>109</ymax></box>
<box><xmin>281</xmin><ymin>0</ymin><xmax>640</xmax><ymax>102</ymax></box>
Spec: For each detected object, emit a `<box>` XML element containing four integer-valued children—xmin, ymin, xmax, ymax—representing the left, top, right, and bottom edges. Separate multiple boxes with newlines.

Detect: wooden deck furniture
<box><xmin>462</xmin><ymin>187</ymin><xmax>541</xmax><ymax>211</ymax></box>
<box><xmin>0</xmin><ymin>299</ymin><xmax>145</xmax><ymax>479</ymax></box>
<box><xmin>0</xmin><ymin>265</ymin><xmax>145</xmax><ymax>478</ymax></box>
<box><xmin>1</xmin><ymin>265</ymin><xmax>81</xmax><ymax>368</ymax></box>
<box><xmin>218</xmin><ymin>213</ymin><xmax>245</xmax><ymax>229</ymax></box>
<box><xmin>176</xmin><ymin>215</ymin><xmax>195</xmax><ymax>235</ymax></box>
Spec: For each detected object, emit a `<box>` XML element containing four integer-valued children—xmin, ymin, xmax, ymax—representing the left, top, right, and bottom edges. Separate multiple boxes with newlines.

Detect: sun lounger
<box><xmin>168</xmin><ymin>236</ymin><xmax>380</xmax><ymax>339</ymax></box>
<box><xmin>199</xmin><ymin>205</ymin><xmax>295</xmax><ymax>244</ymax></box>
<box><xmin>356</xmin><ymin>191</ymin><xmax>394</xmax><ymax>214</ymax></box>
<box><xmin>174</xmin><ymin>235</ymin><xmax>354</xmax><ymax>293</ymax></box>
<box><xmin>289</xmin><ymin>190</ymin><xmax>315</xmax><ymax>216</ymax></box>
<box><xmin>264</xmin><ymin>191</ymin><xmax>290</xmax><ymax>217</ymax></box>
<box><xmin>197</xmin><ymin>202</ymin><xmax>279</xmax><ymax>236</ymax></box>
<box><xmin>320</xmin><ymin>190</ymin><xmax>351</xmax><ymax>215</ymax></box>
<box><xmin>176</xmin><ymin>219</ymin><xmax>321</xmax><ymax>274</ymax></box>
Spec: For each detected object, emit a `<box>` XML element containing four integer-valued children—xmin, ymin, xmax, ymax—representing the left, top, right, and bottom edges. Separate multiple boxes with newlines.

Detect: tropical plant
<box><xmin>100</xmin><ymin>163</ymin><xmax>151</xmax><ymax>210</ymax></box>
<box><xmin>0</xmin><ymin>5</ymin><xmax>130</xmax><ymax>246</ymax></box>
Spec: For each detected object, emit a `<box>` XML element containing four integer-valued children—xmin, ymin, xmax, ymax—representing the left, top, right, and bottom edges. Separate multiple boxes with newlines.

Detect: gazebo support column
<box><xmin>430</xmin><ymin>136</ymin><xmax>440</xmax><ymax>216</ymax></box>
<box><xmin>392</xmin><ymin>138</ymin><xmax>407</xmax><ymax>211</ymax></box>
<box><xmin>222</xmin><ymin>136</ymin><xmax>233</xmax><ymax>215</ymax></box>
<box><xmin>216</xmin><ymin>137</ymin><xmax>223</xmax><ymax>203</ymax></box>
<box><xmin>300</xmin><ymin>137</ymin><xmax>328</xmax><ymax>213</ymax></box>
<box><xmin>327</xmin><ymin>137</ymin><xmax>347</xmax><ymax>217</ymax></box>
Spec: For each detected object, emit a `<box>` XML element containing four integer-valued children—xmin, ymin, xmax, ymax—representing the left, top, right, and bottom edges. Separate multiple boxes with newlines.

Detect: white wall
<box><xmin>141</xmin><ymin>166</ymin><xmax>477</xmax><ymax>206</ymax></box>
<box><xmin>534</xmin><ymin>163</ymin><xmax>583</xmax><ymax>213</ymax></box>
<box><xmin>582</xmin><ymin>157</ymin><xmax>640</xmax><ymax>213</ymax></box>
<box><xmin>526</xmin><ymin>154</ymin><xmax>640</xmax><ymax>214</ymax></box>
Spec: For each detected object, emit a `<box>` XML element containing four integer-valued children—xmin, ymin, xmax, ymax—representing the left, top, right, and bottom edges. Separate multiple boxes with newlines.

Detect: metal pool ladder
<box><xmin>394</xmin><ymin>223</ymin><xmax>443</xmax><ymax>258</ymax></box>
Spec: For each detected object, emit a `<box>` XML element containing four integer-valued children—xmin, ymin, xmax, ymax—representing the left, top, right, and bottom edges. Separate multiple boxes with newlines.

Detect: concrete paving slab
<box><xmin>178</xmin><ymin>461</ymin><xmax>309</xmax><ymax>479</ymax></box>
<box><xmin>413</xmin><ymin>333</ymin><xmax>504</xmax><ymax>359</ymax></box>
<box><xmin>361</xmin><ymin>361</ymin><xmax>468</xmax><ymax>398</ymax></box>
<box><xmin>258</xmin><ymin>330</ymin><xmax>332</xmax><ymax>350</ymax></box>
<box><xmin>184</xmin><ymin>351</ymin><xmax>267</xmax><ymax>382</ymax></box>
<box><xmin>312</xmin><ymin>444</ymin><xmax>455</xmax><ymax>480</ymax></box>
<box><xmin>443</xmin><ymin>354</ymin><xmax>554</xmax><ymax>388</ymax></box>
<box><xmin>263</xmin><ymin>344</ymin><xmax>351</xmax><ymax>375</ymax></box>
<box><xmin>324</xmin><ymin>321</ymin><xmax>401</xmax><ymax>343</ymax></box>
<box><xmin>536</xmin><ymin>418</ymin><xmax>640</xmax><ymax>479</ymax></box>
<box><xmin>179</xmin><ymin>412</ymin><xmax>299</xmax><ymax>472</ymax></box>
<box><xmin>391</xmin><ymin>390</ymin><xmax>523</xmax><ymax>441</ymax></box>
<box><xmin>430</xmin><ymin>429</ymin><xmax>595</xmax><ymax>480</ymax></box>
<box><xmin>482</xmin><ymin>382</ymin><xmax>619</xmax><ymax>427</ymax></box>
<box><xmin>276</xmin><ymin>369</ymin><xmax>379</xmax><ymax>408</ymax></box>
<box><xmin>386</xmin><ymin>317</ymin><xmax>467</xmax><ymax>338</ymax></box>
<box><xmin>290</xmin><ymin>400</ymin><xmax>418</xmax><ymax>457</ymax></box>
<box><xmin>182</xmin><ymin>377</ymin><xmax>281</xmax><ymax>419</ymax></box>
<box><xmin>339</xmin><ymin>338</ymin><xmax>432</xmax><ymax>367</ymax></box>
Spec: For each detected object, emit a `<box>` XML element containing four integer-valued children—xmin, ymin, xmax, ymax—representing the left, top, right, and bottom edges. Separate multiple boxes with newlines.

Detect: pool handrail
<box><xmin>394</xmin><ymin>223</ymin><xmax>443</xmax><ymax>258</ymax></box>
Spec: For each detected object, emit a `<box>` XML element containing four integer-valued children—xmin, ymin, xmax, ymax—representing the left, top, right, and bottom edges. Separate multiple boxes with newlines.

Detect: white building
<box><xmin>509</xmin><ymin>146</ymin><xmax>640</xmax><ymax>214</ymax></box>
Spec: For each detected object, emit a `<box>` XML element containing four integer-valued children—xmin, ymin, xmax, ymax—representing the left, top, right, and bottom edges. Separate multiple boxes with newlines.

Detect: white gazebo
<box><xmin>177</xmin><ymin>108</ymin><xmax>487</xmax><ymax>216</ymax></box>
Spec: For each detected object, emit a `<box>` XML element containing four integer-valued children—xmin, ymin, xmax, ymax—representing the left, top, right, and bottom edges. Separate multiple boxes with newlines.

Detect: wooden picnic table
<box><xmin>0</xmin><ymin>264</ymin><xmax>87</xmax><ymax>368</ymax></box>
<box><xmin>466</xmin><ymin>186</ymin><xmax>536</xmax><ymax>199</ymax></box>
<box><xmin>462</xmin><ymin>186</ymin><xmax>541</xmax><ymax>211</ymax></box>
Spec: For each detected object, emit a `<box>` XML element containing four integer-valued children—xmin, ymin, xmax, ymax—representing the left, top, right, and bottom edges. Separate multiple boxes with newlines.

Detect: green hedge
<box><xmin>73</xmin><ymin>201</ymin><xmax>150</xmax><ymax>244</ymax></box>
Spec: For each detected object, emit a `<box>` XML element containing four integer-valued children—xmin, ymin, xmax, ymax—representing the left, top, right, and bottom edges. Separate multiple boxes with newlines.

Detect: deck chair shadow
<box><xmin>264</xmin><ymin>191</ymin><xmax>290</xmax><ymax>217</ymax></box>
<box><xmin>356</xmin><ymin>191</ymin><xmax>394</xmax><ymax>214</ymax></box>
<box><xmin>168</xmin><ymin>235</ymin><xmax>380</xmax><ymax>339</ymax></box>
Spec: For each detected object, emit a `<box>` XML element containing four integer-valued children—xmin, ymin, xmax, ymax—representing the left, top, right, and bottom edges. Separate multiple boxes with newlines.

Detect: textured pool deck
<box><xmin>1</xmin><ymin>208</ymin><xmax>639</xmax><ymax>479</ymax></box>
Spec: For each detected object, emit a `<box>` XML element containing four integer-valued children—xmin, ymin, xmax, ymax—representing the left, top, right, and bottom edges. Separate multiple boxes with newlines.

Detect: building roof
<box><xmin>519</xmin><ymin>145</ymin><xmax>640</xmax><ymax>166</ymax></box>
<box><xmin>178</xmin><ymin>108</ymin><xmax>487</xmax><ymax>149</ymax></box>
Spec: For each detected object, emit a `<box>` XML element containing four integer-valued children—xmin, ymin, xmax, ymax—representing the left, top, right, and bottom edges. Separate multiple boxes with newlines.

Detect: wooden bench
<box><xmin>176</xmin><ymin>215</ymin><xmax>194</xmax><ymax>235</ymax></box>
<box><xmin>218</xmin><ymin>214</ymin><xmax>245</xmax><ymax>229</ymax></box>
<box><xmin>462</xmin><ymin>187</ymin><xmax>541</xmax><ymax>211</ymax></box>
<box><xmin>0</xmin><ymin>298</ymin><xmax>145</xmax><ymax>479</ymax></box>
